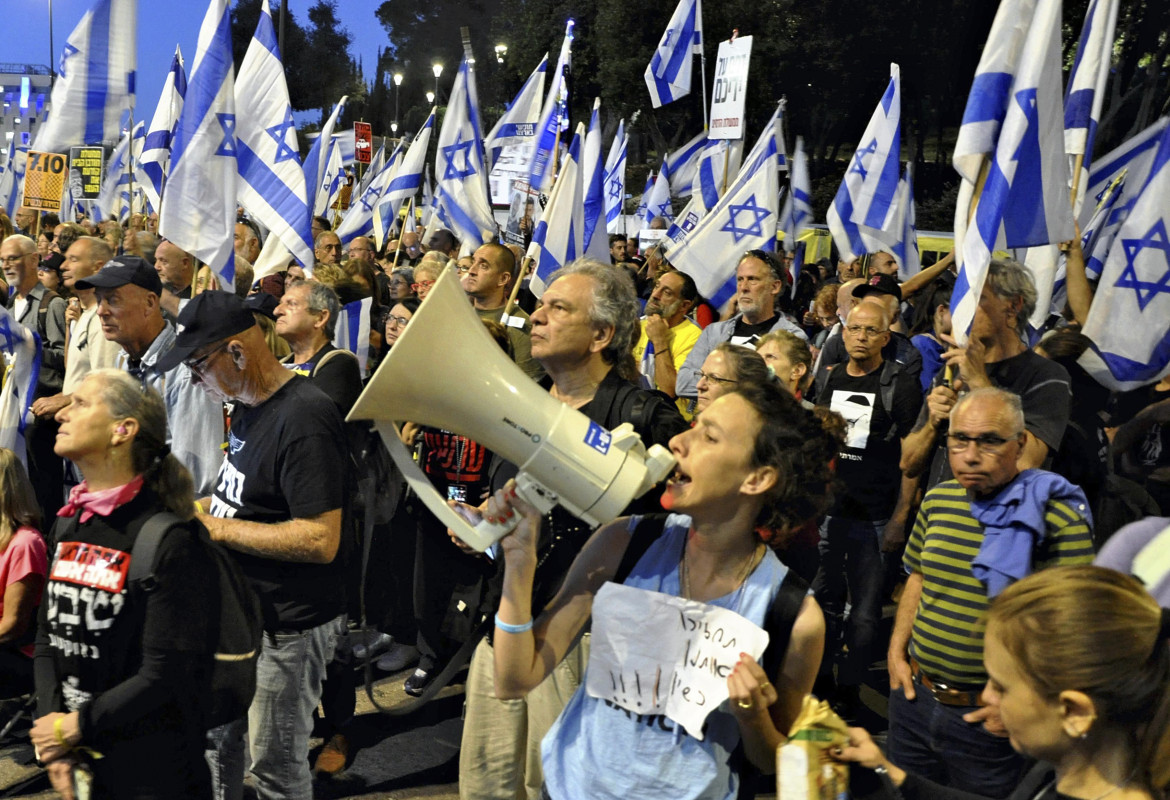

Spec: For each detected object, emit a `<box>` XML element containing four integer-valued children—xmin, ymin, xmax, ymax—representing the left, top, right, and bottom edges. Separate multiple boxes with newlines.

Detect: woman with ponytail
<box><xmin>30</xmin><ymin>369</ymin><xmax>217</xmax><ymax>799</ymax></box>
<box><xmin>835</xmin><ymin>565</ymin><xmax>1170</xmax><ymax>800</ymax></box>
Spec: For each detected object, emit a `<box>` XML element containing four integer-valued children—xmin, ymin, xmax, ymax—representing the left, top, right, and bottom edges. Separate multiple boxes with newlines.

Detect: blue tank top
<box><xmin>541</xmin><ymin>514</ymin><xmax>790</xmax><ymax>800</ymax></box>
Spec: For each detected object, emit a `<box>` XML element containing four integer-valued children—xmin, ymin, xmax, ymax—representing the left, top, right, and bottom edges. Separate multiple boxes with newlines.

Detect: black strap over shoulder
<box><xmin>760</xmin><ymin>569</ymin><xmax>810</xmax><ymax>675</ymax></box>
<box><xmin>127</xmin><ymin>512</ymin><xmax>186</xmax><ymax>593</ymax></box>
<box><xmin>612</xmin><ymin>513</ymin><xmax>669</xmax><ymax>585</ymax></box>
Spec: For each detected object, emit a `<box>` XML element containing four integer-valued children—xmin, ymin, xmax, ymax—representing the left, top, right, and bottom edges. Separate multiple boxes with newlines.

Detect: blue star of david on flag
<box><xmin>656</xmin><ymin>200</ymin><xmax>674</xmax><ymax>219</ymax></box>
<box><xmin>360</xmin><ymin>185</ymin><xmax>383</xmax><ymax>214</ymax></box>
<box><xmin>850</xmin><ymin>139</ymin><xmax>877</xmax><ymax>178</ymax></box>
<box><xmin>215</xmin><ymin>113</ymin><xmax>237</xmax><ymax>157</ymax></box>
<box><xmin>442</xmin><ymin>134</ymin><xmax>477</xmax><ymax>180</ymax></box>
<box><xmin>608</xmin><ymin>176</ymin><xmax>623</xmax><ymax>202</ymax></box>
<box><xmin>266</xmin><ymin>108</ymin><xmax>299</xmax><ymax>163</ymax></box>
<box><xmin>721</xmin><ymin>195</ymin><xmax>772</xmax><ymax>244</ymax></box>
<box><xmin>1116</xmin><ymin>219</ymin><xmax>1170</xmax><ymax>311</ymax></box>
<box><xmin>58</xmin><ymin>43</ymin><xmax>79</xmax><ymax>79</ymax></box>
<box><xmin>0</xmin><ymin>315</ymin><xmax>20</xmax><ymax>354</ymax></box>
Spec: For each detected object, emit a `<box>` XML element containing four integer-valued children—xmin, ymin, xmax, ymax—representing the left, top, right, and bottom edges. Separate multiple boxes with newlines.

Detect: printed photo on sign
<box><xmin>829</xmin><ymin>390</ymin><xmax>875</xmax><ymax>450</ymax></box>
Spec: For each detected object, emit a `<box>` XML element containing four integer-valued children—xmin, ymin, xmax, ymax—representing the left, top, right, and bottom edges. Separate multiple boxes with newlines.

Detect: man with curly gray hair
<box><xmin>458</xmin><ymin>257</ymin><xmax>688</xmax><ymax>800</ymax></box>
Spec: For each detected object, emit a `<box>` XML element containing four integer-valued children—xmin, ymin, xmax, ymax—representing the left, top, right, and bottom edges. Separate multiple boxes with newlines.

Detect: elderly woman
<box><xmin>31</xmin><ymin>370</ymin><xmax>218</xmax><ymax>799</ymax></box>
<box><xmin>483</xmin><ymin>380</ymin><xmax>838</xmax><ymax>799</ymax></box>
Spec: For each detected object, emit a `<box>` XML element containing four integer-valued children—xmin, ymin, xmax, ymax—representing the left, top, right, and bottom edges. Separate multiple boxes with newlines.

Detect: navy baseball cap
<box><xmin>75</xmin><ymin>255</ymin><xmax>163</xmax><ymax>295</ymax></box>
<box><xmin>155</xmin><ymin>290</ymin><xmax>257</xmax><ymax>372</ymax></box>
<box><xmin>852</xmin><ymin>273</ymin><xmax>902</xmax><ymax>302</ymax></box>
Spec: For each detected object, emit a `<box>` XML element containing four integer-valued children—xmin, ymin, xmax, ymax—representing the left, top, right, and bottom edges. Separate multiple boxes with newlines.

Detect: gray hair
<box><xmin>5</xmin><ymin>234</ymin><xmax>35</xmax><ymax>255</ymax></box>
<box><xmin>950</xmin><ymin>386</ymin><xmax>1025</xmax><ymax>434</ymax></box>
<box><xmin>300</xmin><ymin>280</ymin><xmax>342</xmax><ymax>340</ymax></box>
<box><xmin>986</xmin><ymin>259</ymin><xmax>1037</xmax><ymax>337</ymax></box>
<box><xmin>390</xmin><ymin>266</ymin><xmax>414</xmax><ymax>284</ymax></box>
<box><xmin>547</xmin><ymin>259</ymin><xmax>640</xmax><ymax>376</ymax></box>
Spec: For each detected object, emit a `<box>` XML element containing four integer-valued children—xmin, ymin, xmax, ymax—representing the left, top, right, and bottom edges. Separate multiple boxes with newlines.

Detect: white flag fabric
<box><xmin>645</xmin><ymin>0</ymin><xmax>703</xmax><ymax>108</ymax></box>
<box><xmin>317</xmin><ymin>140</ymin><xmax>345</xmax><ymax>218</ymax></box>
<box><xmin>827</xmin><ymin>64</ymin><xmax>902</xmax><ymax>263</ymax></box>
<box><xmin>303</xmin><ymin>96</ymin><xmax>347</xmax><ymax>224</ymax></box>
<box><xmin>644</xmin><ymin>163</ymin><xmax>675</xmax><ymax>228</ymax></box>
<box><xmin>370</xmin><ymin>141</ymin><xmax>405</xmax><ymax>249</ymax></box>
<box><xmin>779</xmin><ymin>136</ymin><xmax>813</xmax><ymax>253</ymax></box>
<box><xmin>485</xmin><ymin>54</ymin><xmax>548</xmax><ymax>172</ymax></box>
<box><xmin>665</xmin><ymin>135</ymin><xmax>781</xmax><ymax>309</ymax></box>
<box><xmin>665</xmin><ymin>138</ymin><xmax>745</xmax><ymax>247</ymax></box>
<box><xmin>34</xmin><ymin>0</ymin><xmax>137</xmax><ymax>152</ymax></box>
<box><xmin>0</xmin><ymin>142</ymin><xmax>28</xmax><ymax>219</ymax></box>
<box><xmin>665</xmin><ymin>130</ymin><xmax>708</xmax><ymax>197</ymax></box>
<box><xmin>333</xmin><ymin>297</ymin><xmax>373</xmax><ymax>377</ymax></box>
<box><xmin>1065</xmin><ymin>0</ymin><xmax>1119</xmax><ymax>215</ymax></box>
<box><xmin>888</xmin><ymin>163</ymin><xmax>921</xmax><ymax>279</ymax></box>
<box><xmin>236</xmin><ymin>0</ymin><xmax>312</xmax><ymax>270</ymax></box>
<box><xmin>1080</xmin><ymin>118</ymin><xmax>1169</xmax><ymax>278</ymax></box>
<box><xmin>336</xmin><ymin>151</ymin><xmax>396</xmax><ymax>244</ymax></box>
<box><xmin>634</xmin><ymin>173</ymin><xmax>654</xmax><ymax>229</ymax></box>
<box><xmin>139</xmin><ymin>47</ymin><xmax>186</xmax><ymax>211</ymax></box>
<box><xmin>381</xmin><ymin>109</ymin><xmax>435</xmax><ymax>224</ymax></box>
<box><xmin>360</xmin><ymin>142</ymin><xmax>385</xmax><ymax>195</ymax></box>
<box><xmin>527</xmin><ymin>124</ymin><xmax>586</xmax><ymax>297</ymax></box>
<box><xmin>1078</xmin><ymin>123</ymin><xmax>1170</xmax><ymax>391</ymax></box>
<box><xmin>97</xmin><ymin>121</ymin><xmax>143</xmax><ymax>223</ymax></box>
<box><xmin>529</xmin><ymin>23</ymin><xmax>574</xmax><ymax>192</ymax></box>
<box><xmin>582</xmin><ymin>98</ymin><xmax>608</xmax><ymax>261</ymax></box>
<box><xmin>603</xmin><ymin>119</ymin><xmax>628</xmax><ymax>234</ymax></box>
<box><xmin>950</xmin><ymin>0</ymin><xmax>1073</xmax><ymax>343</ymax></box>
<box><xmin>159</xmin><ymin>0</ymin><xmax>238</xmax><ymax>292</ymax></box>
<box><xmin>436</xmin><ymin>60</ymin><xmax>496</xmax><ymax>251</ymax></box>
<box><xmin>0</xmin><ymin>306</ymin><xmax>41</xmax><ymax>465</ymax></box>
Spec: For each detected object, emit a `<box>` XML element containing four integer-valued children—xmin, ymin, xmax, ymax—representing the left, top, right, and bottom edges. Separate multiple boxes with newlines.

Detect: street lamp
<box><xmin>426</xmin><ymin>91</ymin><xmax>435</xmax><ymax>105</ymax></box>
<box><xmin>391</xmin><ymin>121</ymin><xmax>398</xmax><ymax>135</ymax></box>
<box><xmin>48</xmin><ymin>0</ymin><xmax>56</xmax><ymax>79</ymax></box>
<box><xmin>392</xmin><ymin>72</ymin><xmax>402</xmax><ymax>132</ymax></box>
<box><xmin>495</xmin><ymin>44</ymin><xmax>507</xmax><ymax>65</ymax></box>
<box><xmin>432</xmin><ymin>63</ymin><xmax>443</xmax><ymax>99</ymax></box>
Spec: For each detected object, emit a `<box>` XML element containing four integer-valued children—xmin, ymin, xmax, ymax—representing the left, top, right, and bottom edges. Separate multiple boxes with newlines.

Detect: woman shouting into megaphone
<box><xmin>479</xmin><ymin>379</ymin><xmax>841</xmax><ymax>800</ymax></box>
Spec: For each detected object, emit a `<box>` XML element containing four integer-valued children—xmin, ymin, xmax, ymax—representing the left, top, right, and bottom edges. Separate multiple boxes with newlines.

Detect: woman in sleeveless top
<box><xmin>480</xmin><ymin>381</ymin><xmax>839</xmax><ymax>799</ymax></box>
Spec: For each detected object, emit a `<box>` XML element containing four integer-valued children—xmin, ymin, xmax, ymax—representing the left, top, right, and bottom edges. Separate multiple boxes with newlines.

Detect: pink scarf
<box><xmin>57</xmin><ymin>475</ymin><xmax>145</xmax><ymax>523</ymax></box>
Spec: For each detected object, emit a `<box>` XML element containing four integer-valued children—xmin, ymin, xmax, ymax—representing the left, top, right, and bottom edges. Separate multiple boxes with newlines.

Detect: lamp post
<box><xmin>432</xmin><ymin>63</ymin><xmax>443</xmax><ymax>100</ymax></box>
<box><xmin>48</xmin><ymin>0</ymin><xmax>56</xmax><ymax>79</ymax></box>
<box><xmin>426</xmin><ymin>91</ymin><xmax>435</xmax><ymax>105</ymax></box>
<box><xmin>393</xmin><ymin>72</ymin><xmax>402</xmax><ymax>131</ymax></box>
<box><xmin>494</xmin><ymin>44</ymin><xmax>507</xmax><ymax>65</ymax></box>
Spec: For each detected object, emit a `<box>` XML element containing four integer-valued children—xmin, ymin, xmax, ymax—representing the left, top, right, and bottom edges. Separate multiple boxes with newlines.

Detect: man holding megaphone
<box><xmin>457</xmin><ymin>260</ymin><xmax>688</xmax><ymax>800</ymax></box>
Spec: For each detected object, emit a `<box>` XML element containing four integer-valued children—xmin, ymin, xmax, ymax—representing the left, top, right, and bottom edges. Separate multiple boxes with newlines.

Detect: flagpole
<box><xmin>503</xmin><ymin>256</ymin><xmax>531</xmax><ymax>321</ymax></box>
<box><xmin>699</xmin><ymin>51</ymin><xmax>709</xmax><ymax>133</ymax></box>
<box><xmin>945</xmin><ymin>155</ymin><xmax>991</xmax><ymax>385</ymax></box>
<box><xmin>1069</xmin><ymin>153</ymin><xmax>1085</xmax><ymax>208</ymax></box>
<box><xmin>392</xmin><ymin>197</ymin><xmax>412</xmax><ymax>267</ymax></box>
<box><xmin>126</xmin><ymin>111</ymin><xmax>135</xmax><ymax>224</ymax></box>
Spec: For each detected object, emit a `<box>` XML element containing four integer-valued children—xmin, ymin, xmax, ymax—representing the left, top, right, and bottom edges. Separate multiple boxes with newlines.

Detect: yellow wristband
<box><xmin>53</xmin><ymin>716</ymin><xmax>72</xmax><ymax>750</ymax></box>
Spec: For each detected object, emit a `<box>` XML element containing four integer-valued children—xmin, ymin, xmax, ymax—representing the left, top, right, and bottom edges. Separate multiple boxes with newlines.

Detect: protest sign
<box><xmin>69</xmin><ymin>146</ymin><xmax>104</xmax><ymax>200</ymax></box>
<box><xmin>354</xmin><ymin>122</ymin><xmax>372</xmax><ymax>165</ymax></box>
<box><xmin>21</xmin><ymin>150</ymin><xmax>68</xmax><ymax>211</ymax></box>
<box><xmin>708</xmin><ymin>36</ymin><xmax>753</xmax><ymax>140</ymax></box>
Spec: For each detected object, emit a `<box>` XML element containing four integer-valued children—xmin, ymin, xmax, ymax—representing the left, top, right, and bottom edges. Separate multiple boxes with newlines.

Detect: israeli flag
<box><xmin>334</xmin><ymin>296</ymin><xmax>373</xmax><ymax>377</ymax></box>
<box><xmin>950</xmin><ymin>0</ymin><xmax>1073</xmax><ymax>343</ymax></box>
<box><xmin>888</xmin><ymin>163</ymin><xmax>921</xmax><ymax>279</ymax></box>
<box><xmin>694</xmin><ymin>138</ymin><xmax>744</xmax><ymax>214</ymax></box>
<box><xmin>582</xmin><ymin>98</ymin><xmax>609</xmax><ymax>260</ymax></box>
<box><xmin>0</xmin><ymin>306</ymin><xmax>41</xmax><ymax>466</ymax></box>
<box><xmin>34</xmin><ymin>0</ymin><xmax>136</xmax><ymax>152</ymax></box>
<box><xmin>159</xmin><ymin>0</ymin><xmax>238</xmax><ymax>292</ymax></box>
<box><xmin>779</xmin><ymin>136</ymin><xmax>813</xmax><ymax>253</ymax></box>
<box><xmin>527</xmin><ymin>123</ymin><xmax>586</xmax><ymax>297</ymax></box>
<box><xmin>529</xmin><ymin>22</ymin><xmax>574</xmax><ymax>192</ymax></box>
<box><xmin>236</xmin><ymin>0</ymin><xmax>312</xmax><ymax>270</ymax></box>
<box><xmin>1065</xmin><ymin>0</ymin><xmax>1120</xmax><ymax>215</ymax></box>
<box><xmin>485</xmin><ymin>53</ymin><xmax>548</xmax><ymax>171</ymax></box>
<box><xmin>336</xmin><ymin>150</ymin><xmax>394</xmax><ymax>244</ymax></box>
<box><xmin>380</xmin><ymin>109</ymin><xmax>435</xmax><ymax>229</ymax></box>
<box><xmin>360</xmin><ymin>142</ymin><xmax>385</xmax><ymax>195</ymax></box>
<box><xmin>1079</xmin><ymin>122</ymin><xmax>1170</xmax><ymax>391</ymax></box>
<box><xmin>435</xmin><ymin>60</ymin><xmax>496</xmax><ymax>250</ymax></box>
<box><xmin>1080</xmin><ymin>118</ymin><xmax>1168</xmax><ymax>278</ymax></box>
<box><xmin>317</xmin><ymin>140</ymin><xmax>345</xmax><ymax>218</ymax></box>
<box><xmin>644</xmin><ymin>162</ymin><xmax>675</xmax><ymax>228</ymax></box>
<box><xmin>603</xmin><ymin>119</ymin><xmax>628</xmax><ymax>234</ymax></box>
<box><xmin>665</xmin><ymin>130</ymin><xmax>708</xmax><ymax>197</ymax></box>
<box><xmin>1081</xmin><ymin>170</ymin><xmax>1126</xmax><ymax>279</ymax></box>
<box><xmin>97</xmin><ymin>121</ymin><xmax>143</xmax><ymax>223</ymax></box>
<box><xmin>303</xmin><ymin>96</ymin><xmax>347</xmax><ymax>225</ymax></box>
<box><xmin>0</xmin><ymin>142</ymin><xmax>28</xmax><ymax>219</ymax></box>
<box><xmin>139</xmin><ymin>47</ymin><xmax>186</xmax><ymax>212</ymax></box>
<box><xmin>741</xmin><ymin>100</ymin><xmax>788</xmax><ymax>175</ymax></box>
<box><xmin>634</xmin><ymin>173</ymin><xmax>654</xmax><ymax>228</ymax></box>
<box><xmin>827</xmin><ymin>64</ymin><xmax>902</xmax><ymax>262</ymax></box>
<box><xmin>371</xmin><ymin>141</ymin><xmax>406</xmax><ymax>248</ymax></box>
<box><xmin>645</xmin><ymin>0</ymin><xmax>703</xmax><ymax>109</ymax></box>
<box><xmin>665</xmin><ymin>135</ymin><xmax>780</xmax><ymax>309</ymax></box>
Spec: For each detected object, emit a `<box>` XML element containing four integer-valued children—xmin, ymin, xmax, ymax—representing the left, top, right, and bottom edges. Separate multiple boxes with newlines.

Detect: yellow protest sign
<box><xmin>21</xmin><ymin>150</ymin><xmax>68</xmax><ymax>212</ymax></box>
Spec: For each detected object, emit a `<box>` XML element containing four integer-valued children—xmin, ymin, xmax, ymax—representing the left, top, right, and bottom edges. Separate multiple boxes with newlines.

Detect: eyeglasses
<box><xmin>185</xmin><ymin>341</ymin><xmax>230</xmax><ymax>374</ymax></box>
<box><xmin>698</xmin><ymin>370</ymin><xmax>738</xmax><ymax>387</ymax></box>
<box><xmin>412</xmin><ymin>280</ymin><xmax>435</xmax><ymax>291</ymax></box>
<box><xmin>1</xmin><ymin>254</ymin><xmax>33</xmax><ymax>265</ymax></box>
<box><xmin>946</xmin><ymin>432</ymin><xmax>1021</xmax><ymax>454</ymax></box>
<box><xmin>844</xmin><ymin>325</ymin><xmax>888</xmax><ymax>338</ymax></box>
<box><xmin>385</xmin><ymin>314</ymin><xmax>411</xmax><ymax>327</ymax></box>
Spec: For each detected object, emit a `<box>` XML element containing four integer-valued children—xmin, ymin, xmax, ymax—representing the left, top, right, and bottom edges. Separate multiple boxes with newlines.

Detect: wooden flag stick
<box><xmin>501</xmin><ymin>255</ymin><xmax>532</xmax><ymax>322</ymax></box>
<box><xmin>392</xmin><ymin>197</ymin><xmax>413</xmax><ymax>268</ymax></box>
<box><xmin>1069</xmin><ymin>153</ymin><xmax>1085</xmax><ymax>209</ymax></box>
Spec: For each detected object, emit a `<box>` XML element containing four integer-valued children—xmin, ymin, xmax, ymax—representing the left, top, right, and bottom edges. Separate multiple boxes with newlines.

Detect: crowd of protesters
<box><xmin>1</xmin><ymin>202</ymin><xmax>1168</xmax><ymax>800</ymax></box>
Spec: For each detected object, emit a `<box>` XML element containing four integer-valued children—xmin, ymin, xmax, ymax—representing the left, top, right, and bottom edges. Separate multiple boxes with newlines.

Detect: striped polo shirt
<box><xmin>904</xmin><ymin>480</ymin><xmax>1095</xmax><ymax>687</ymax></box>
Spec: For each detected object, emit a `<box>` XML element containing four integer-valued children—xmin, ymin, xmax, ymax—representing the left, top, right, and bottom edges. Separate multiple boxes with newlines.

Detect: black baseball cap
<box><xmin>244</xmin><ymin>291</ymin><xmax>279</xmax><ymax>320</ymax></box>
<box><xmin>76</xmin><ymin>255</ymin><xmax>163</xmax><ymax>294</ymax></box>
<box><xmin>155</xmin><ymin>290</ymin><xmax>257</xmax><ymax>372</ymax></box>
<box><xmin>853</xmin><ymin>273</ymin><xmax>902</xmax><ymax>302</ymax></box>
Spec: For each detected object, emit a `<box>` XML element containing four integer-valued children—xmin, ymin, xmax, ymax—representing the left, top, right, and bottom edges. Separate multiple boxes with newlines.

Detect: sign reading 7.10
<box><xmin>21</xmin><ymin>150</ymin><xmax>68</xmax><ymax>211</ymax></box>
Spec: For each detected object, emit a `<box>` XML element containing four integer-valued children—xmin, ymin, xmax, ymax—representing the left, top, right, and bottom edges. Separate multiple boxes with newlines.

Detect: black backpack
<box><xmin>128</xmin><ymin>513</ymin><xmax>263</xmax><ymax>729</ymax></box>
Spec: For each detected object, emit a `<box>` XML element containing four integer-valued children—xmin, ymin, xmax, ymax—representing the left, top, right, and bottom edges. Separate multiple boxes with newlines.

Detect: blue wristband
<box><xmin>494</xmin><ymin>614</ymin><xmax>534</xmax><ymax>634</ymax></box>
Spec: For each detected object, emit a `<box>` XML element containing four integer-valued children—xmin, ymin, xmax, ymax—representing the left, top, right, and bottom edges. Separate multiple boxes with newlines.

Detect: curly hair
<box><xmin>732</xmin><ymin>380</ymin><xmax>841</xmax><ymax>535</ymax></box>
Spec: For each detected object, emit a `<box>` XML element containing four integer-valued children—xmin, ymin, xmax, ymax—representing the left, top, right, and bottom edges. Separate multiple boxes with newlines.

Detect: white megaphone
<box><xmin>348</xmin><ymin>265</ymin><xmax>676</xmax><ymax>552</ymax></box>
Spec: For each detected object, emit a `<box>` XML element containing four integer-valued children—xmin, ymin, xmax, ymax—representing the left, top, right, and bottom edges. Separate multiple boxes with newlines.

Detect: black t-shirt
<box><xmin>421</xmin><ymin>428</ymin><xmax>492</xmax><ymax>505</ymax></box>
<box><xmin>915</xmin><ymin>349</ymin><xmax>1071</xmax><ymax>489</ymax></box>
<box><xmin>282</xmin><ymin>343</ymin><xmax>363</xmax><ymax>416</ymax></box>
<box><xmin>37</xmin><ymin>489</ymin><xmax>216</xmax><ymax>798</ymax></box>
<box><xmin>818</xmin><ymin>363</ymin><xmax>921</xmax><ymax>519</ymax></box>
<box><xmin>209</xmin><ymin>377</ymin><xmax>349</xmax><ymax>632</ymax></box>
<box><xmin>730</xmin><ymin>315</ymin><xmax>779</xmax><ymax>347</ymax></box>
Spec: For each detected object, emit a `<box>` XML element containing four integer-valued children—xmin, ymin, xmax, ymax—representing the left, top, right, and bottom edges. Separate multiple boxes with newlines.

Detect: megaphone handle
<box><xmin>472</xmin><ymin>473</ymin><xmax>559</xmax><ymax>543</ymax></box>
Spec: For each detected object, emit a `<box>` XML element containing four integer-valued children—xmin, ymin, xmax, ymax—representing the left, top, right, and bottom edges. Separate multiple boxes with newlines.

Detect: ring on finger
<box><xmin>759</xmin><ymin>680</ymin><xmax>772</xmax><ymax>691</ymax></box>
<box><xmin>737</xmin><ymin>699</ymin><xmax>753</xmax><ymax>709</ymax></box>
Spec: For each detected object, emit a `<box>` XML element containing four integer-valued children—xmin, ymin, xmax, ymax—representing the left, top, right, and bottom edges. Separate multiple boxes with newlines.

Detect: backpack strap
<box><xmin>127</xmin><ymin>512</ymin><xmax>186</xmax><ymax>593</ymax></box>
<box><xmin>612</xmin><ymin>514</ymin><xmax>669</xmax><ymax>585</ymax></box>
<box><xmin>310</xmin><ymin>347</ymin><xmax>357</xmax><ymax>378</ymax></box>
<box><xmin>878</xmin><ymin>359</ymin><xmax>903</xmax><ymax>443</ymax></box>
<box><xmin>36</xmin><ymin>288</ymin><xmax>62</xmax><ymax>341</ymax></box>
<box><xmin>760</xmin><ymin>569</ymin><xmax>810</xmax><ymax>675</ymax></box>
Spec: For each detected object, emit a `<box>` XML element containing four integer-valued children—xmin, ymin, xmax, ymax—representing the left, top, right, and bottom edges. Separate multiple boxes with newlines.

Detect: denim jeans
<box><xmin>887</xmin><ymin>685</ymin><xmax>1025</xmax><ymax>796</ymax></box>
<box><xmin>812</xmin><ymin>515</ymin><xmax>887</xmax><ymax>686</ymax></box>
<box><xmin>206</xmin><ymin>614</ymin><xmax>345</xmax><ymax>800</ymax></box>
